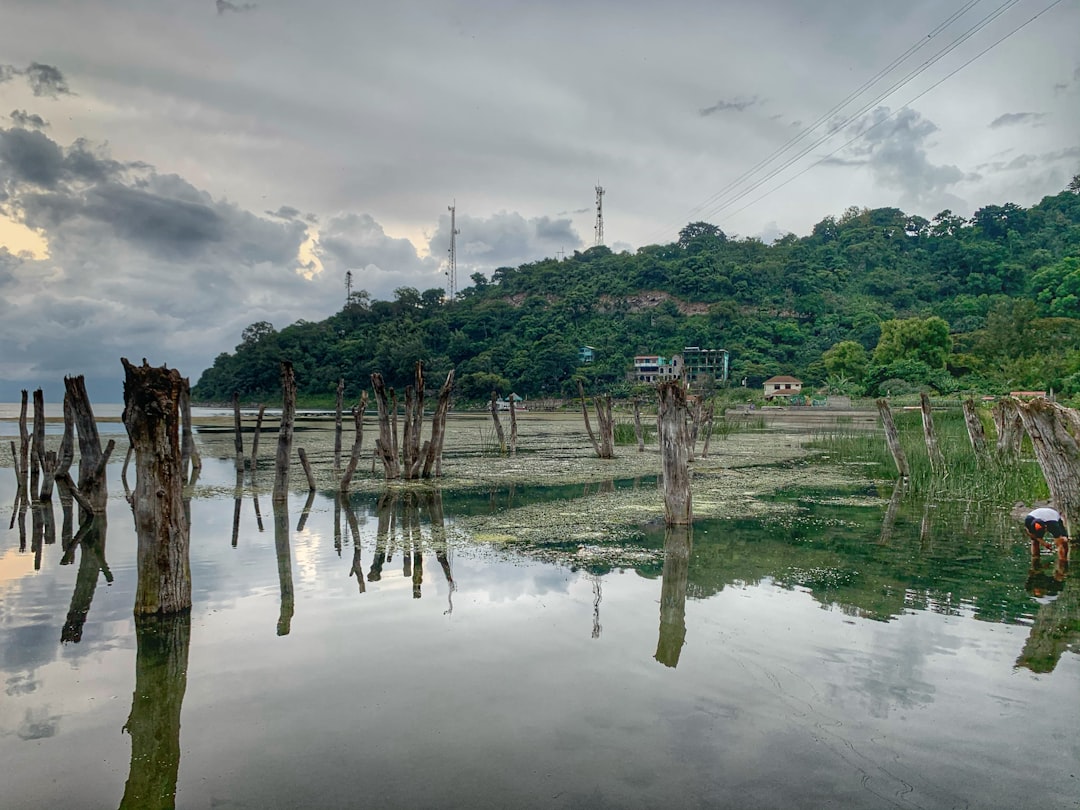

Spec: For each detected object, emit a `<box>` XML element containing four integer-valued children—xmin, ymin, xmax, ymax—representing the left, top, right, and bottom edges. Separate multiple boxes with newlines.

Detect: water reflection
<box><xmin>60</xmin><ymin>514</ymin><xmax>111</xmax><ymax>644</ymax></box>
<box><xmin>1016</xmin><ymin>562</ymin><xmax>1079</xmax><ymax>673</ymax></box>
<box><xmin>274</xmin><ymin>500</ymin><xmax>294</xmax><ymax>636</ymax></box>
<box><xmin>655</xmin><ymin>526</ymin><xmax>691</xmax><ymax>668</ymax></box>
<box><xmin>119</xmin><ymin>612</ymin><xmax>190</xmax><ymax>810</ymax></box>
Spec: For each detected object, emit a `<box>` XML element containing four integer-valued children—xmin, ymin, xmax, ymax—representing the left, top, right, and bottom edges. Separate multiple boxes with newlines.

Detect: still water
<box><xmin>1</xmin><ymin>454</ymin><xmax>1078</xmax><ymax>809</ymax></box>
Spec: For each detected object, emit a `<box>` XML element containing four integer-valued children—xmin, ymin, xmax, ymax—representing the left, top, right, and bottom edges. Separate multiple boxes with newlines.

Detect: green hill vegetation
<box><xmin>193</xmin><ymin>175</ymin><xmax>1080</xmax><ymax>405</ymax></box>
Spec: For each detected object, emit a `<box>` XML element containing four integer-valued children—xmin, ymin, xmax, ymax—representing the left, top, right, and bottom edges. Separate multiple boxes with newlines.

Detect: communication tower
<box><xmin>446</xmin><ymin>203</ymin><xmax>460</xmax><ymax>300</ymax></box>
<box><xmin>345</xmin><ymin>269</ymin><xmax>352</xmax><ymax>306</ymax></box>
<box><xmin>594</xmin><ymin>184</ymin><xmax>605</xmax><ymax>247</ymax></box>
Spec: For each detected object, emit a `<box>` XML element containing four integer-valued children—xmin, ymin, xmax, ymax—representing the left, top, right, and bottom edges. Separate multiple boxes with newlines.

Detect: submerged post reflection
<box><xmin>273</xmin><ymin>499</ymin><xmax>294</xmax><ymax>636</ymax></box>
<box><xmin>119</xmin><ymin>612</ymin><xmax>190</xmax><ymax>810</ymax></box>
<box><xmin>655</xmin><ymin>525</ymin><xmax>692</xmax><ymax>668</ymax></box>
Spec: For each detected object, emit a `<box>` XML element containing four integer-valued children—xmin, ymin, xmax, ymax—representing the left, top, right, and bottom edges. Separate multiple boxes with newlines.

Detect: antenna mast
<box><xmin>594</xmin><ymin>184</ymin><xmax>605</xmax><ymax>247</ymax></box>
<box><xmin>345</xmin><ymin>269</ymin><xmax>353</xmax><ymax>306</ymax></box>
<box><xmin>446</xmin><ymin>202</ymin><xmax>460</xmax><ymax>300</ymax></box>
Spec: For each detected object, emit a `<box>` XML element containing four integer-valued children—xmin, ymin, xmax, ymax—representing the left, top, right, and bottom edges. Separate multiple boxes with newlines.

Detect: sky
<box><xmin>0</xmin><ymin>0</ymin><xmax>1078</xmax><ymax>401</ymax></box>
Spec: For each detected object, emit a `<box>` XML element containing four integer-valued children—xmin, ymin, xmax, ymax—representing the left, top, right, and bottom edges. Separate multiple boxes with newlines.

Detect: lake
<box><xmin>1</xmin><ymin>413</ymin><xmax>1078</xmax><ymax>809</ymax></box>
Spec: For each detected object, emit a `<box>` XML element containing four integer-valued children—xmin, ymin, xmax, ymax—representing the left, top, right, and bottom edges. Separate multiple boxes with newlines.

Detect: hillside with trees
<box><xmin>193</xmin><ymin>176</ymin><xmax>1080</xmax><ymax>404</ymax></box>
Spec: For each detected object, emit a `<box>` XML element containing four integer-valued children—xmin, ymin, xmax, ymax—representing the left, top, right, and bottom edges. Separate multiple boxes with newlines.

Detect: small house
<box><xmin>579</xmin><ymin>346</ymin><xmax>596</xmax><ymax>364</ymax></box>
<box><xmin>763</xmin><ymin>375</ymin><xmax>803</xmax><ymax>400</ymax></box>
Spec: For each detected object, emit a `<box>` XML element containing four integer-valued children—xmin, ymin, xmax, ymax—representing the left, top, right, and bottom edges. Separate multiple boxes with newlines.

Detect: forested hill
<box><xmin>193</xmin><ymin>178</ymin><xmax>1080</xmax><ymax>404</ymax></box>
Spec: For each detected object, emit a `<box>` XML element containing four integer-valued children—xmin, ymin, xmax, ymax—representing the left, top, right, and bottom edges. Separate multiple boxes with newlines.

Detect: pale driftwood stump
<box><xmin>122</xmin><ymin>359</ymin><xmax>191</xmax><ymax>616</ymax></box>
<box><xmin>658</xmin><ymin>381</ymin><xmax>692</xmax><ymax>526</ymax></box>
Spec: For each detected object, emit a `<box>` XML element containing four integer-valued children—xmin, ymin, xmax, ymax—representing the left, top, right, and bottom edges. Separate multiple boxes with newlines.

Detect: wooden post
<box><xmin>657</xmin><ymin>381</ymin><xmax>692</xmax><ymax>526</ymax></box>
<box><xmin>31</xmin><ymin>388</ymin><xmax>45</xmax><ymax>499</ymax></box>
<box><xmin>297</xmin><ymin>447</ymin><xmax>317</xmax><ymax>492</ymax></box>
<box><xmin>118</xmin><ymin>612</ymin><xmax>190</xmax><ymax>810</ymax></box>
<box><xmin>231</xmin><ymin>391</ymin><xmax>245</xmax><ymax>474</ymax></box>
<box><xmin>509</xmin><ymin>395</ymin><xmax>518</xmax><ymax>456</ymax></box>
<box><xmin>179</xmin><ymin>378</ymin><xmax>194</xmax><ymax>482</ymax></box>
<box><xmin>370</xmin><ymin>373</ymin><xmax>401</xmax><ymax>479</ymax></box>
<box><xmin>122</xmin><ymin>359</ymin><xmax>191</xmax><ymax>615</ymax></box>
<box><xmin>273</xmin><ymin>361</ymin><xmax>297</xmax><ymax>502</ymax></box>
<box><xmin>632</xmin><ymin>398</ymin><xmax>645</xmax><ymax>452</ymax></box>
<box><xmin>992</xmin><ymin>399</ymin><xmax>1023</xmax><ymax>462</ymax></box>
<box><xmin>1013</xmin><ymin>397</ymin><xmax>1080</xmax><ymax>537</ymax></box>
<box><xmin>577</xmin><ymin>380</ymin><xmax>602</xmax><ymax>458</ymax></box>
<box><xmin>699</xmin><ymin>402</ymin><xmax>716</xmax><ymax>459</ymax></box>
<box><xmin>655</xmin><ymin>525</ymin><xmax>692</xmax><ymax>668</ymax></box>
<box><xmin>489</xmin><ymin>391</ymin><xmax>507</xmax><ymax>453</ymax></box>
<box><xmin>962</xmin><ymin>398</ymin><xmax>988</xmax><ymax>461</ymax></box>
<box><xmin>17</xmin><ymin>390</ymin><xmax>29</xmax><ymax>499</ymax></box>
<box><xmin>340</xmin><ymin>391</ymin><xmax>368</xmax><ymax>493</ymax></box>
<box><xmin>919</xmin><ymin>393</ymin><xmax>946</xmax><ymax>474</ymax></box>
<box><xmin>249</xmin><ymin>404</ymin><xmax>266</xmax><ymax>476</ymax></box>
<box><xmin>56</xmin><ymin>392</ymin><xmax>75</xmax><ymax>478</ymax></box>
<box><xmin>334</xmin><ymin>378</ymin><xmax>344</xmax><ymax>474</ymax></box>
<box><xmin>422</xmin><ymin>370</ymin><xmax>455</xmax><ymax>478</ymax></box>
<box><xmin>875</xmin><ymin>399</ymin><xmax>910</xmax><ymax>479</ymax></box>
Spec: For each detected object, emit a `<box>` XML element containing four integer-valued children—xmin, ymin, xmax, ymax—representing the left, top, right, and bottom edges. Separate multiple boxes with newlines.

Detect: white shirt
<box><xmin>1029</xmin><ymin>507</ymin><xmax>1062</xmax><ymax>522</ymax></box>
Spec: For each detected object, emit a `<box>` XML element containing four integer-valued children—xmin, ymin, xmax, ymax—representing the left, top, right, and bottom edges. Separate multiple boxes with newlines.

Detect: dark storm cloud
<box><xmin>989</xmin><ymin>112</ymin><xmax>1047</xmax><ymax>129</ymax></box>
<box><xmin>217</xmin><ymin>0</ymin><xmax>257</xmax><ymax>14</ymax></box>
<box><xmin>267</xmin><ymin>205</ymin><xmax>301</xmax><ymax>219</ymax></box>
<box><xmin>845</xmin><ymin>107</ymin><xmax>964</xmax><ymax>209</ymax></box>
<box><xmin>0</xmin><ymin>127</ymin><xmax>65</xmax><ymax>188</ymax></box>
<box><xmin>0</xmin><ymin>246</ymin><xmax>20</xmax><ymax>286</ymax></box>
<box><xmin>24</xmin><ymin>63</ymin><xmax>71</xmax><ymax>97</ymax></box>
<box><xmin>10</xmin><ymin>109</ymin><xmax>48</xmax><ymax>129</ymax></box>
<box><xmin>700</xmin><ymin>96</ymin><xmax>760</xmax><ymax>116</ymax></box>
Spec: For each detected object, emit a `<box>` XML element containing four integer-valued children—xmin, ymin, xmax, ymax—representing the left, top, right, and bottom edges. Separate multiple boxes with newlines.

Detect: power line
<box><xmin>691</xmin><ymin>0</ymin><xmax>1026</xmax><ymax>227</ymax></box>
<box><xmin>717</xmin><ymin>0</ymin><xmax>1066</xmax><ymax>225</ymax></box>
<box><xmin>651</xmin><ymin>0</ymin><xmax>985</xmax><ymax>240</ymax></box>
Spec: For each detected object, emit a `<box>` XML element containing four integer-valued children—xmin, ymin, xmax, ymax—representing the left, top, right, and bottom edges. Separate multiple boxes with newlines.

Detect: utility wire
<box><xmin>717</xmin><ymin>0</ymin><xmax>1066</xmax><ymax>226</ymax></box>
<box><xmin>692</xmin><ymin>0</ymin><xmax>1025</xmax><ymax>226</ymax></box>
<box><xmin>661</xmin><ymin>0</ymin><xmax>985</xmax><ymax>235</ymax></box>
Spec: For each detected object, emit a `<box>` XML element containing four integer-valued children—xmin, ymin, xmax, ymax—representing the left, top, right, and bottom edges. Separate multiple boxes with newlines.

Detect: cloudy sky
<box><xmin>1</xmin><ymin>0</ymin><xmax>1077</xmax><ymax>400</ymax></box>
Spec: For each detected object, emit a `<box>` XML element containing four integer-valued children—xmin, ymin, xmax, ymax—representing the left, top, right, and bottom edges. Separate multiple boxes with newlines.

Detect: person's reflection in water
<box><xmin>1025</xmin><ymin>557</ymin><xmax>1068</xmax><ymax>600</ymax></box>
<box><xmin>655</xmin><ymin>526</ymin><xmax>692</xmax><ymax>668</ymax></box>
<box><xmin>118</xmin><ymin>612</ymin><xmax>190</xmax><ymax>810</ymax></box>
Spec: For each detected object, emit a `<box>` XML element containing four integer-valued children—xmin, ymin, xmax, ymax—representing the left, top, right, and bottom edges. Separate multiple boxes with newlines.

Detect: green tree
<box><xmin>873</xmin><ymin>317</ymin><xmax>952</xmax><ymax>369</ymax></box>
<box><xmin>822</xmin><ymin>340</ymin><xmax>868</xmax><ymax>382</ymax></box>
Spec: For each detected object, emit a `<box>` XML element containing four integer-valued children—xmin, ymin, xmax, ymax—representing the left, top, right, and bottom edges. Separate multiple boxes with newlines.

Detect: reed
<box><xmin>811</xmin><ymin>408</ymin><xmax>1048</xmax><ymax>504</ymax></box>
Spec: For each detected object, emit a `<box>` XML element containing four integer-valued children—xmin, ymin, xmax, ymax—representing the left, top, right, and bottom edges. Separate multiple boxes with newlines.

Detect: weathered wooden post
<box><xmin>1013</xmin><ymin>397</ymin><xmax>1080</xmax><ymax>538</ymax></box>
<box><xmin>875</xmin><ymin>399</ymin><xmax>910</xmax><ymax>479</ymax></box>
<box><xmin>273</xmin><ymin>362</ymin><xmax>297</xmax><ymax>502</ymax></box>
<box><xmin>402</xmin><ymin>363</ymin><xmax>429</xmax><ymax>478</ymax></box>
<box><xmin>632</xmin><ymin>398</ymin><xmax>645</xmax><ymax>452</ymax></box>
<box><xmin>509</xmin><ymin>395</ymin><xmax>518</xmax><ymax>456</ymax></box>
<box><xmin>919</xmin><ymin>393</ymin><xmax>946</xmax><ymax>475</ymax></box>
<box><xmin>655</xmin><ymin>525</ymin><xmax>692</xmax><ymax>668</ymax></box>
<box><xmin>578</xmin><ymin>380</ymin><xmax>602</xmax><ymax>458</ymax></box>
<box><xmin>334</xmin><ymin>378</ymin><xmax>345</xmax><ymax>474</ymax></box>
<box><xmin>231</xmin><ymin>392</ymin><xmax>245</xmax><ymax>475</ymax></box>
<box><xmin>657</xmin><ymin>381</ymin><xmax>692</xmax><ymax>525</ymax></box>
<box><xmin>489</xmin><ymin>391</ymin><xmax>507</xmax><ymax>454</ymax></box>
<box><xmin>122</xmin><ymin>359</ymin><xmax>190</xmax><ymax>615</ymax></box>
<box><xmin>992</xmin><ymin>398</ymin><xmax>1023</xmax><ymax>462</ymax></box>
<box><xmin>30</xmin><ymin>388</ymin><xmax>45</xmax><ymax>498</ymax></box>
<box><xmin>57</xmin><ymin>393</ymin><xmax>75</xmax><ymax>478</ymax></box>
<box><xmin>297</xmin><ymin>447</ymin><xmax>317</xmax><ymax>492</ymax></box>
<box><xmin>118</xmin><ymin>612</ymin><xmax>190</xmax><ymax>810</ymax></box>
<box><xmin>179</xmin><ymin>378</ymin><xmax>197</xmax><ymax>483</ymax></box>
<box><xmin>595</xmin><ymin>393</ymin><xmax>615</xmax><ymax>459</ymax></box>
<box><xmin>699</xmin><ymin>401</ymin><xmax>716</xmax><ymax>459</ymax></box>
<box><xmin>340</xmin><ymin>392</ymin><xmax>369</xmax><ymax>493</ymax></box>
<box><xmin>249</xmin><ymin>404</ymin><xmax>266</xmax><ymax>476</ymax></box>
<box><xmin>962</xmin><ymin>398</ymin><xmax>988</xmax><ymax>461</ymax></box>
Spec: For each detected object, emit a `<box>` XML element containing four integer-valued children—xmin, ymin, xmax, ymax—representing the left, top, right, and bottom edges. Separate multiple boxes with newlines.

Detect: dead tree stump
<box><xmin>992</xmin><ymin>399</ymin><xmax>1023</xmax><ymax>462</ymax></box>
<box><xmin>334</xmin><ymin>378</ymin><xmax>344</xmax><ymax>473</ymax></box>
<box><xmin>632</xmin><ymin>398</ymin><xmax>645</xmax><ymax>452</ymax></box>
<box><xmin>421</xmin><ymin>370</ymin><xmax>455</xmax><ymax>478</ymax></box>
<box><xmin>489</xmin><ymin>391</ymin><xmax>507</xmax><ymax>454</ymax></box>
<box><xmin>340</xmin><ymin>391</ymin><xmax>369</xmax><ymax>493</ymax></box>
<box><xmin>509</xmin><ymin>396</ymin><xmax>518</xmax><ymax>456</ymax></box>
<box><xmin>371</xmin><ymin>373</ymin><xmax>401</xmax><ymax>478</ymax></box>
<box><xmin>122</xmin><ymin>359</ymin><xmax>191</xmax><ymax>615</ymax></box>
<box><xmin>179</xmin><ymin>377</ymin><xmax>200</xmax><ymax>483</ymax></box>
<box><xmin>876</xmin><ymin>399</ymin><xmax>910</xmax><ymax>479</ymax></box>
<box><xmin>17</xmin><ymin>390</ymin><xmax>29</xmax><ymax>499</ymax></box>
<box><xmin>64</xmin><ymin>375</ymin><xmax>114</xmax><ymax>515</ymax></box>
<box><xmin>962</xmin><ymin>398</ymin><xmax>988</xmax><ymax>461</ymax></box>
<box><xmin>273</xmin><ymin>362</ymin><xmax>297</xmax><ymax>502</ymax></box>
<box><xmin>298</xmin><ymin>447</ymin><xmax>316</xmax><ymax>492</ymax></box>
<box><xmin>231</xmin><ymin>392</ymin><xmax>245</xmax><ymax>474</ymax></box>
<box><xmin>249</xmin><ymin>404</ymin><xmax>266</xmax><ymax>476</ymax></box>
<box><xmin>658</xmin><ymin>381</ymin><xmax>692</xmax><ymax>526</ymax></box>
<box><xmin>919</xmin><ymin>393</ymin><xmax>945</xmax><ymax>474</ymax></box>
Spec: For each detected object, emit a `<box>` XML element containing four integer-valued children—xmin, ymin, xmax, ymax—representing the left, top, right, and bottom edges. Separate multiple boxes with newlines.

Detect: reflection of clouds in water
<box><xmin>455</xmin><ymin>559</ymin><xmax>574</xmax><ymax>603</ymax></box>
<box><xmin>17</xmin><ymin>707</ymin><xmax>61</xmax><ymax>740</ymax></box>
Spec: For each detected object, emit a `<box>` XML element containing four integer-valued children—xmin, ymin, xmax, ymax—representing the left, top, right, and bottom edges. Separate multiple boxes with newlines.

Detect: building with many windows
<box><xmin>682</xmin><ymin>347</ymin><xmax>729</xmax><ymax>388</ymax></box>
<box><xmin>633</xmin><ymin>354</ymin><xmax>682</xmax><ymax>383</ymax></box>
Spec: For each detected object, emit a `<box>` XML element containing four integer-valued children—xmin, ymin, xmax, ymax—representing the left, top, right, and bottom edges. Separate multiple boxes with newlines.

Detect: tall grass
<box><xmin>613</xmin><ymin>419</ymin><xmax>654</xmax><ymax>445</ymax></box>
<box><xmin>811</xmin><ymin>408</ymin><xmax>1049</xmax><ymax>505</ymax></box>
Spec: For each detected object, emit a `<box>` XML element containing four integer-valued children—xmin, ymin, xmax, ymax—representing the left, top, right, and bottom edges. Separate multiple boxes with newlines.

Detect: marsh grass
<box><xmin>811</xmin><ymin>408</ymin><xmax>1048</xmax><ymax>505</ymax></box>
<box><xmin>613</xmin><ymin>419</ymin><xmax>653</xmax><ymax>446</ymax></box>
